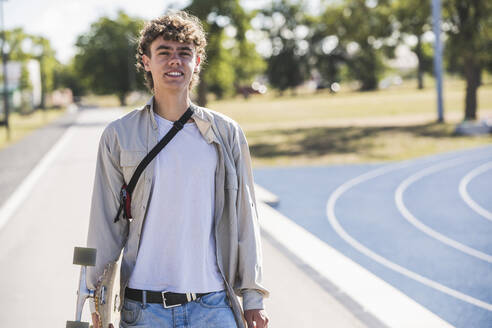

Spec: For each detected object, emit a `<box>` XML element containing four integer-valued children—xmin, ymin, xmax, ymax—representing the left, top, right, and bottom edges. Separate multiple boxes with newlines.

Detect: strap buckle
<box><xmin>161</xmin><ymin>291</ymin><xmax>181</xmax><ymax>309</ymax></box>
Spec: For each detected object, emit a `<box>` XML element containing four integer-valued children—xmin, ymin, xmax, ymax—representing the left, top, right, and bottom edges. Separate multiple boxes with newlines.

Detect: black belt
<box><xmin>125</xmin><ymin>287</ymin><xmax>211</xmax><ymax>308</ymax></box>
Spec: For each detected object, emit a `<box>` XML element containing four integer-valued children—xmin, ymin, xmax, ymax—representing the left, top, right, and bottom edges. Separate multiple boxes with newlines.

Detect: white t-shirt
<box><xmin>128</xmin><ymin>113</ymin><xmax>224</xmax><ymax>293</ymax></box>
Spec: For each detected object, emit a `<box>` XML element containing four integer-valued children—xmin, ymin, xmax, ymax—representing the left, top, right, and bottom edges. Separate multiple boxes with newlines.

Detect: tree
<box><xmin>342</xmin><ymin>0</ymin><xmax>394</xmax><ymax>91</ymax></box>
<box><xmin>31</xmin><ymin>36</ymin><xmax>58</xmax><ymax>108</ymax></box>
<box><xmin>74</xmin><ymin>11</ymin><xmax>144</xmax><ymax>106</ymax></box>
<box><xmin>3</xmin><ymin>29</ymin><xmax>59</xmax><ymax>109</ymax></box>
<box><xmin>313</xmin><ymin>0</ymin><xmax>394</xmax><ymax>91</ymax></box>
<box><xmin>204</xmin><ymin>27</ymin><xmax>236</xmax><ymax>99</ymax></box>
<box><xmin>4</xmin><ymin>28</ymin><xmax>30</xmax><ymax>61</ymax></box>
<box><xmin>2</xmin><ymin>28</ymin><xmax>30</xmax><ymax>112</ymax></box>
<box><xmin>443</xmin><ymin>0</ymin><xmax>492</xmax><ymax>120</ymax></box>
<box><xmin>53</xmin><ymin>60</ymin><xmax>87</xmax><ymax>99</ymax></box>
<box><xmin>233</xmin><ymin>31</ymin><xmax>267</xmax><ymax>90</ymax></box>
<box><xmin>185</xmin><ymin>0</ymin><xmax>265</xmax><ymax>105</ymax></box>
<box><xmin>258</xmin><ymin>0</ymin><xmax>311</xmax><ymax>94</ymax></box>
<box><xmin>307</xmin><ymin>7</ymin><xmax>348</xmax><ymax>89</ymax></box>
<box><xmin>392</xmin><ymin>0</ymin><xmax>433</xmax><ymax>89</ymax></box>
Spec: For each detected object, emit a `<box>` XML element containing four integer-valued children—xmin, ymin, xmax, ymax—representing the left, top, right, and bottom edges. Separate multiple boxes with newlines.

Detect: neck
<box><xmin>153</xmin><ymin>88</ymin><xmax>190</xmax><ymax>122</ymax></box>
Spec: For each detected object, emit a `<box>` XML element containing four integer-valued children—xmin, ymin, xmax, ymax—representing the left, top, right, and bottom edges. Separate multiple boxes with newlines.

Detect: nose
<box><xmin>169</xmin><ymin>52</ymin><xmax>181</xmax><ymax>66</ymax></box>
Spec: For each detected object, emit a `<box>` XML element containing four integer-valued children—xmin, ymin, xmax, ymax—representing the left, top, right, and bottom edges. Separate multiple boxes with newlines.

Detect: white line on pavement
<box><xmin>326</xmin><ymin>158</ymin><xmax>492</xmax><ymax>315</ymax></box>
<box><xmin>459</xmin><ymin>161</ymin><xmax>492</xmax><ymax>222</ymax></box>
<box><xmin>395</xmin><ymin>157</ymin><xmax>492</xmax><ymax>263</ymax></box>
<box><xmin>258</xmin><ymin>186</ymin><xmax>454</xmax><ymax>328</ymax></box>
<box><xmin>0</xmin><ymin>127</ymin><xmax>76</xmax><ymax>232</ymax></box>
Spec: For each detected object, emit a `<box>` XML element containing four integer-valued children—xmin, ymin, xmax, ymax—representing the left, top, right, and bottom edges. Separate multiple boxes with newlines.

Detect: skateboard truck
<box><xmin>66</xmin><ymin>247</ymin><xmax>97</xmax><ymax>328</ymax></box>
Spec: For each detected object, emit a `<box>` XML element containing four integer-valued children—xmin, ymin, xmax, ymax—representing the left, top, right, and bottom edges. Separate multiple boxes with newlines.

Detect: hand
<box><xmin>244</xmin><ymin>309</ymin><xmax>269</xmax><ymax>328</ymax></box>
<box><xmin>91</xmin><ymin>312</ymin><xmax>114</xmax><ymax>328</ymax></box>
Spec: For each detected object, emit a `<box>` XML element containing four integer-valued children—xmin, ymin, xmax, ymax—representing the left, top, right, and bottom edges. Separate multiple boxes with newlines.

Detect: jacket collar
<box><xmin>144</xmin><ymin>96</ymin><xmax>218</xmax><ymax>144</ymax></box>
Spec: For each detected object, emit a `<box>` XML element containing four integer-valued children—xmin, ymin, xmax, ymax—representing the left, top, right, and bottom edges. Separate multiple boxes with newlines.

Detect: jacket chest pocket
<box><xmin>120</xmin><ymin>150</ymin><xmax>147</xmax><ymax>184</ymax></box>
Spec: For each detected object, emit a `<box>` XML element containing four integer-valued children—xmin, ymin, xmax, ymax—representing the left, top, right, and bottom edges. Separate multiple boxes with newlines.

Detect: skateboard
<box><xmin>66</xmin><ymin>247</ymin><xmax>120</xmax><ymax>328</ymax></box>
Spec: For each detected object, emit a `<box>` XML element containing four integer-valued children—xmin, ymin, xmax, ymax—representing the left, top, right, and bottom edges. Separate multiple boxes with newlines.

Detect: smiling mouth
<box><xmin>165</xmin><ymin>72</ymin><xmax>184</xmax><ymax>77</ymax></box>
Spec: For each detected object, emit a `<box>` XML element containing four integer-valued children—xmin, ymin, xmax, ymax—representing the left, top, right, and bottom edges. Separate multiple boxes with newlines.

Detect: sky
<box><xmin>3</xmin><ymin>0</ymin><xmax>276</xmax><ymax>63</ymax></box>
<box><xmin>3</xmin><ymin>0</ymin><xmax>416</xmax><ymax>69</ymax></box>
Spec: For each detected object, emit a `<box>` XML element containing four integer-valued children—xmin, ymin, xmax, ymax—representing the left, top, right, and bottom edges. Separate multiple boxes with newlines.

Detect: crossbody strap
<box><xmin>114</xmin><ymin>105</ymin><xmax>195</xmax><ymax>223</ymax></box>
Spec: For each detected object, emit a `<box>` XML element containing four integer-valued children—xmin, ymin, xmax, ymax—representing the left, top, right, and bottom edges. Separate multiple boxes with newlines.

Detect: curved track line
<box><xmin>395</xmin><ymin>158</ymin><xmax>492</xmax><ymax>263</ymax></box>
<box><xmin>326</xmin><ymin>160</ymin><xmax>492</xmax><ymax>311</ymax></box>
<box><xmin>459</xmin><ymin>161</ymin><xmax>492</xmax><ymax>222</ymax></box>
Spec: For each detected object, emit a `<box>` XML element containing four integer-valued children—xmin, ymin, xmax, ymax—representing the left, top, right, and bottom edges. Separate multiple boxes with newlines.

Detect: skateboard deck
<box><xmin>95</xmin><ymin>260</ymin><xmax>121</xmax><ymax>327</ymax></box>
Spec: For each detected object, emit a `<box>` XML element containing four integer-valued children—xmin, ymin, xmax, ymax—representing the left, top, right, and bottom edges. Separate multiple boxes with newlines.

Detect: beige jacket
<box><xmin>86</xmin><ymin>98</ymin><xmax>268</xmax><ymax>327</ymax></box>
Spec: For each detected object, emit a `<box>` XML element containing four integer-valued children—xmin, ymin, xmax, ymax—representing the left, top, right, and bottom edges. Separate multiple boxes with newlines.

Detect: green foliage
<box><xmin>267</xmin><ymin>47</ymin><xmax>309</xmax><ymax>92</ymax></box>
<box><xmin>392</xmin><ymin>0</ymin><xmax>434</xmax><ymax>84</ymax></box>
<box><xmin>346</xmin><ymin>49</ymin><xmax>384</xmax><ymax>90</ymax></box>
<box><xmin>53</xmin><ymin>60</ymin><xmax>86</xmax><ymax>97</ymax></box>
<box><xmin>442</xmin><ymin>0</ymin><xmax>492</xmax><ymax>75</ymax></box>
<box><xmin>4</xmin><ymin>28</ymin><xmax>31</xmax><ymax>61</ymax></box>
<box><xmin>340</xmin><ymin>0</ymin><xmax>393</xmax><ymax>90</ymax></box>
<box><xmin>392</xmin><ymin>0</ymin><xmax>432</xmax><ymax>36</ymax></box>
<box><xmin>18</xmin><ymin>62</ymin><xmax>32</xmax><ymax>91</ymax></box>
<box><xmin>411</xmin><ymin>41</ymin><xmax>433</xmax><ymax>73</ymax></box>
<box><xmin>259</xmin><ymin>0</ymin><xmax>311</xmax><ymax>93</ymax></box>
<box><xmin>185</xmin><ymin>0</ymin><xmax>265</xmax><ymax>102</ymax></box>
<box><xmin>233</xmin><ymin>38</ymin><xmax>267</xmax><ymax>87</ymax></box>
<box><xmin>74</xmin><ymin>11</ymin><xmax>145</xmax><ymax>105</ymax></box>
<box><xmin>3</xmin><ymin>29</ymin><xmax>59</xmax><ymax>108</ymax></box>
<box><xmin>307</xmin><ymin>9</ymin><xmax>347</xmax><ymax>86</ymax></box>
<box><xmin>31</xmin><ymin>36</ymin><xmax>59</xmax><ymax>107</ymax></box>
<box><xmin>203</xmin><ymin>30</ymin><xmax>236</xmax><ymax>98</ymax></box>
<box><xmin>308</xmin><ymin>0</ymin><xmax>394</xmax><ymax>91</ymax></box>
<box><xmin>442</xmin><ymin>0</ymin><xmax>492</xmax><ymax>119</ymax></box>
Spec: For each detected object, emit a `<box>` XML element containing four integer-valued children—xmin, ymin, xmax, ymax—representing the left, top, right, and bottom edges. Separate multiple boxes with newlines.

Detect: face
<box><xmin>142</xmin><ymin>38</ymin><xmax>201</xmax><ymax>92</ymax></box>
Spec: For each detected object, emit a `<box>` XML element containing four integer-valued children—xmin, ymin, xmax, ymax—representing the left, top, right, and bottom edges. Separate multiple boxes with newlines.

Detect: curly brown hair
<box><xmin>136</xmin><ymin>11</ymin><xmax>207</xmax><ymax>92</ymax></box>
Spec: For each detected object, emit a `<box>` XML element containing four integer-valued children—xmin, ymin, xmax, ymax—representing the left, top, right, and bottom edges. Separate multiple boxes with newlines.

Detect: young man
<box><xmin>86</xmin><ymin>11</ymin><xmax>269</xmax><ymax>328</ymax></box>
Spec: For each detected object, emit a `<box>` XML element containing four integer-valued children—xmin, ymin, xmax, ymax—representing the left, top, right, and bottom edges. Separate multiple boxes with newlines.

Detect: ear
<box><xmin>142</xmin><ymin>54</ymin><xmax>151</xmax><ymax>72</ymax></box>
<box><xmin>194</xmin><ymin>56</ymin><xmax>201</xmax><ymax>72</ymax></box>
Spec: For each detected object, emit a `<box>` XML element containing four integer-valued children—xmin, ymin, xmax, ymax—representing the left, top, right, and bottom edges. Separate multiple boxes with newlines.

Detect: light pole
<box><xmin>0</xmin><ymin>0</ymin><xmax>9</xmax><ymax>138</ymax></box>
<box><xmin>432</xmin><ymin>0</ymin><xmax>444</xmax><ymax>123</ymax></box>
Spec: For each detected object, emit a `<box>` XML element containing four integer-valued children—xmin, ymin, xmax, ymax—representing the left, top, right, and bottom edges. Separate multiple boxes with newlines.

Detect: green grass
<box><xmin>247</xmin><ymin>123</ymin><xmax>492</xmax><ymax>166</ymax></box>
<box><xmin>209</xmin><ymin>77</ymin><xmax>492</xmax><ymax>167</ymax></box>
<box><xmin>210</xmin><ymin>77</ymin><xmax>492</xmax><ymax>129</ymax></box>
<box><xmin>0</xmin><ymin>108</ymin><xmax>67</xmax><ymax>150</ymax></box>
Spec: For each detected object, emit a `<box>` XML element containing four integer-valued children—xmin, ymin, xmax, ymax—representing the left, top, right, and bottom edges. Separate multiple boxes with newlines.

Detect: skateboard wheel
<box><xmin>73</xmin><ymin>247</ymin><xmax>97</xmax><ymax>266</ymax></box>
<box><xmin>66</xmin><ymin>320</ymin><xmax>90</xmax><ymax>328</ymax></box>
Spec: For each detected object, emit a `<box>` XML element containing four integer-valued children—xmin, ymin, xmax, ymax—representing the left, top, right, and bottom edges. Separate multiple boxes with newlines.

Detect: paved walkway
<box><xmin>0</xmin><ymin>110</ymin><xmax>78</xmax><ymax>209</ymax></box>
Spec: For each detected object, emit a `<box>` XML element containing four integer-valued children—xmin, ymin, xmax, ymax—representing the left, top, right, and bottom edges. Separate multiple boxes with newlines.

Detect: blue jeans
<box><xmin>119</xmin><ymin>290</ymin><xmax>238</xmax><ymax>328</ymax></box>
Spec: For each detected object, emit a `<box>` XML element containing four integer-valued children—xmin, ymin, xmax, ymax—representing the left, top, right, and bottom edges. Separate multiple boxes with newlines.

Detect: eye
<box><xmin>158</xmin><ymin>51</ymin><xmax>169</xmax><ymax>56</ymax></box>
<box><xmin>180</xmin><ymin>52</ymin><xmax>191</xmax><ymax>57</ymax></box>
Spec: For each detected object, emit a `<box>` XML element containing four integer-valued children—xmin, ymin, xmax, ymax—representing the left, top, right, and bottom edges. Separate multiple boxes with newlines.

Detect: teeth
<box><xmin>167</xmin><ymin>72</ymin><xmax>183</xmax><ymax>76</ymax></box>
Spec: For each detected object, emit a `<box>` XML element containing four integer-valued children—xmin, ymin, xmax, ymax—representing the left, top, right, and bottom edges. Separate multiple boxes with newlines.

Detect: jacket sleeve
<box><xmin>232</xmin><ymin>124</ymin><xmax>270</xmax><ymax>311</ymax></box>
<box><xmin>86</xmin><ymin>125</ymin><xmax>128</xmax><ymax>310</ymax></box>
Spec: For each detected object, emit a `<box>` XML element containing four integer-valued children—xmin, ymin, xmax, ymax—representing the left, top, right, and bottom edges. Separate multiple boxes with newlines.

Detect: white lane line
<box><xmin>0</xmin><ymin>126</ymin><xmax>76</xmax><ymax>232</ymax></box>
<box><xmin>395</xmin><ymin>157</ymin><xmax>492</xmax><ymax>263</ymax></box>
<box><xmin>259</xmin><ymin>200</ymin><xmax>454</xmax><ymax>328</ymax></box>
<box><xmin>326</xmin><ymin>161</ymin><xmax>492</xmax><ymax>312</ymax></box>
<box><xmin>459</xmin><ymin>161</ymin><xmax>492</xmax><ymax>222</ymax></box>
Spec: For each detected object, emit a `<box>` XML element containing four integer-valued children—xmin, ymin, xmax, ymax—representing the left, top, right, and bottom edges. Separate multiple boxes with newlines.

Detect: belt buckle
<box><xmin>162</xmin><ymin>291</ymin><xmax>180</xmax><ymax>309</ymax></box>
